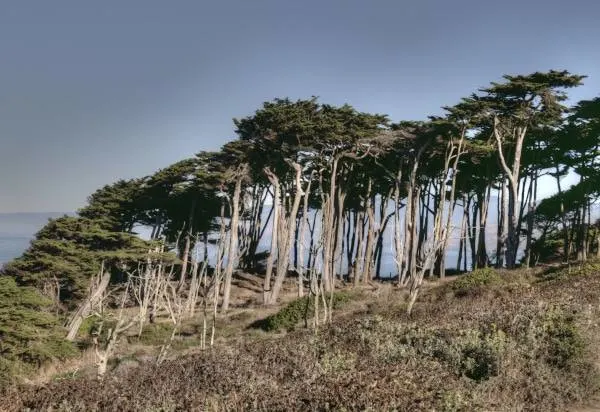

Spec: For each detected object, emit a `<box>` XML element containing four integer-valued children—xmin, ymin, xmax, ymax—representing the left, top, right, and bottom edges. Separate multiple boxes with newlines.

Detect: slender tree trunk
<box><xmin>297</xmin><ymin>178</ymin><xmax>314</xmax><ymax>298</ymax></box>
<box><xmin>438</xmin><ymin>135</ymin><xmax>465</xmax><ymax>276</ymax></box>
<box><xmin>178</xmin><ymin>202</ymin><xmax>196</xmax><ymax>290</ymax></box>
<box><xmin>524</xmin><ymin>171</ymin><xmax>537</xmax><ymax>267</ymax></box>
<box><xmin>346</xmin><ymin>211</ymin><xmax>356</xmax><ymax>270</ymax></box>
<box><xmin>494</xmin><ymin>120</ymin><xmax>527</xmax><ymax>269</ymax></box>
<box><xmin>374</xmin><ymin>210</ymin><xmax>394</xmax><ymax>278</ymax></box>
<box><xmin>457</xmin><ymin>201</ymin><xmax>468</xmax><ymax>271</ymax></box>
<box><xmin>494</xmin><ymin>178</ymin><xmax>509</xmax><ymax>269</ymax></box>
<box><xmin>495</xmin><ymin>181</ymin><xmax>503</xmax><ymax>268</ymax></box>
<box><xmin>401</xmin><ymin>145</ymin><xmax>427</xmax><ymax>285</ymax></box>
<box><xmin>476</xmin><ymin>186</ymin><xmax>491</xmax><ymax>268</ymax></box>
<box><xmin>221</xmin><ymin>170</ymin><xmax>245</xmax><ymax>313</ymax></box>
<box><xmin>393</xmin><ymin>169</ymin><xmax>404</xmax><ymax>280</ymax></box>
<box><xmin>363</xmin><ymin>198</ymin><xmax>376</xmax><ymax>284</ymax></box>
<box><xmin>353</xmin><ymin>210</ymin><xmax>365</xmax><ymax>286</ymax></box>
<box><xmin>468</xmin><ymin>200</ymin><xmax>478</xmax><ymax>270</ymax></box>
<box><xmin>409</xmin><ymin>185</ymin><xmax>421</xmax><ymax>282</ymax></box>
<box><xmin>269</xmin><ymin>162</ymin><xmax>305</xmax><ymax>304</ymax></box>
<box><xmin>307</xmin><ymin>211</ymin><xmax>317</xmax><ymax>270</ymax></box>
<box><xmin>263</xmin><ymin>169</ymin><xmax>280</xmax><ymax>304</ymax></box>
<box><xmin>66</xmin><ymin>264</ymin><xmax>110</xmax><ymax>341</ymax></box>
<box><xmin>554</xmin><ymin>167</ymin><xmax>570</xmax><ymax>262</ymax></box>
<box><xmin>417</xmin><ymin>183</ymin><xmax>431</xmax><ymax>266</ymax></box>
<box><xmin>322</xmin><ymin>155</ymin><xmax>341</xmax><ymax>292</ymax></box>
<box><xmin>332</xmin><ymin>188</ymin><xmax>346</xmax><ymax>282</ymax></box>
<box><xmin>293</xmin><ymin>217</ymin><xmax>300</xmax><ymax>270</ymax></box>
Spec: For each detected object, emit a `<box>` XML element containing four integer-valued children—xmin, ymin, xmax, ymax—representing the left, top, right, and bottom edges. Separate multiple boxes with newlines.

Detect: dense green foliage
<box><xmin>0</xmin><ymin>278</ymin><xmax>75</xmax><ymax>385</ymax></box>
<box><xmin>2</xmin><ymin>216</ymin><xmax>153</xmax><ymax>307</ymax></box>
<box><xmin>451</xmin><ymin>268</ymin><xmax>503</xmax><ymax>296</ymax></box>
<box><xmin>251</xmin><ymin>291</ymin><xmax>352</xmax><ymax>332</ymax></box>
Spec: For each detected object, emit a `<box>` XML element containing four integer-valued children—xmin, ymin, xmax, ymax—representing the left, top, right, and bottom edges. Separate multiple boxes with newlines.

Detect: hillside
<box><xmin>3</xmin><ymin>263</ymin><xmax>600</xmax><ymax>411</ymax></box>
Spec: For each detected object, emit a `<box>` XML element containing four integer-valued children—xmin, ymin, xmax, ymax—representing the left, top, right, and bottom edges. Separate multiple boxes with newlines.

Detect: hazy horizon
<box><xmin>1</xmin><ymin>0</ymin><xmax>599</xmax><ymax>213</ymax></box>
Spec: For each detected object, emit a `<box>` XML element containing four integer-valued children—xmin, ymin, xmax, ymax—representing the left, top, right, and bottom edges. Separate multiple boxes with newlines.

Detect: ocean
<box><xmin>0</xmin><ymin>210</ymin><xmax>470</xmax><ymax>274</ymax></box>
<box><xmin>0</xmin><ymin>208</ymin><xmax>490</xmax><ymax>274</ymax></box>
<box><xmin>7</xmin><ymin>201</ymin><xmax>593</xmax><ymax>273</ymax></box>
<box><xmin>0</xmin><ymin>213</ymin><xmax>68</xmax><ymax>267</ymax></box>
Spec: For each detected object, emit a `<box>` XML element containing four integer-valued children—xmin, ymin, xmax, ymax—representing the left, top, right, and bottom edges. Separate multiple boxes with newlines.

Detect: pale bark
<box><xmin>297</xmin><ymin>176</ymin><xmax>314</xmax><ymax>297</ymax></box>
<box><xmin>222</xmin><ymin>168</ymin><xmax>245</xmax><ymax>312</ymax></box>
<box><xmin>66</xmin><ymin>263</ymin><xmax>110</xmax><ymax>341</ymax></box>
<box><xmin>438</xmin><ymin>134</ymin><xmax>465</xmax><ymax>276</ymax></box>
<box><xmin>457</xmin><ymin>200</ymin><xmax>468</xmax><ymax>271</ymax></box>
<box><xmin>268</xmin><ymin>161</ymin><xmax>305</xmax><ymax>304</ymax></box>
<box><xmin>321</xmin><ymin>155</ymin><xmax>342</xmax><ymax>292</ymax></box>
<box><xmin>524</xmin><ymin>171</ymin><xmax>538</xmax><ymax>267</ymax></box>
<box><xmin>95</xmin><ymin>281</ymin><xmax>137</xmax><ymax>379</ymax></box>
<box><xmin>333</xmin><ymin>188</ymin><xmax>347</xmax><ymax>282</ymax></box>
<box><xmin>400</xmin><ymin>143</ymin><xmax>427</xmax><ymax>286</ymax></box>
<box><xmin>361</xmin><ymin>179</ymin><xmax>376</xmax><ymax>284</ymax></box>
<box><xmin>494</xmin><ymin>117</ymin><xmax>528</xmax><ymax>268</ymax></box>
<box><xmin>353</xmin><ymin>210</ymin><xmax>365</xmax><ymax>286</ymax></box>
<box><xmin>393</xmin><ymin>170</ymin><xmax>404</xmax><ymax>280</ymax></box>
<box><xmin>263</xmin><ymin>168</ymin><xmax>280</xmax><ymax>304</ymax></box>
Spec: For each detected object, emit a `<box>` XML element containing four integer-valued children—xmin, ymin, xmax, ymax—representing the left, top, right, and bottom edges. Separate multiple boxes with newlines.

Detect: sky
<box><xmin>1</xmin><ymin>0</ymin><xmax>599</xmax><ymax>213</ymax></box>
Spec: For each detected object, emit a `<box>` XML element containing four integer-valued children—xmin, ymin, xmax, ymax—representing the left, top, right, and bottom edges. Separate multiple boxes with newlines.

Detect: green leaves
<box><xmin>2</xmin><ymin>216</ymin><xmax>152</xmax><ymax>305</ymax></box>
<box><xmin>233</xmin><ymin>97</ymin><xmax>388</xmax><ymax>179</ymax></box>
<box><xmin>0</xmin><ymin>277</ymin><xmax>75</xmax><ymax>384</ymax></box>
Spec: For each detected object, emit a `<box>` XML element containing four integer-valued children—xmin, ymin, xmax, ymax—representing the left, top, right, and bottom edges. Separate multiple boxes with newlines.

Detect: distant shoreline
<box><xmin>0</xmin><ymin>212</ymin><xmax>73</xmax><ymax>216</ymax></box>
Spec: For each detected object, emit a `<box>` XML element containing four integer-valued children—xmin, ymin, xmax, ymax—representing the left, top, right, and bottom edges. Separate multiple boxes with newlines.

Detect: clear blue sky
<box><xmin>1</xmin><ymin>0</ymin><xmax>599</xmax><ymax>213</ymax></box>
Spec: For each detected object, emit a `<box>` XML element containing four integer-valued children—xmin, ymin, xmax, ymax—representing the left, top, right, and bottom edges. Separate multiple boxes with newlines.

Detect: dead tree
<box><xmin>65</xmin><ymin>261</ymin><xmax>110</xmax><ymax>341</ymax></box>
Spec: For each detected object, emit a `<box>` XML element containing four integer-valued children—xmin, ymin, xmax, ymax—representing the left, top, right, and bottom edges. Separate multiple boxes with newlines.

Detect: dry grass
<box><xmin>3</xmin><ymin>264</ymin><xmax>600</xmax><ymax>411</ymax></box>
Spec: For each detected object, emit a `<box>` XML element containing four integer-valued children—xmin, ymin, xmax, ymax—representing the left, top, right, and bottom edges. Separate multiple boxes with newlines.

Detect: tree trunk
<box><xmin>457</xmin><ymin>201</ymin><xmax>467</xmax><ymax>271</ymax></box>
<box><xmin>363</xmin><ymin>198</ymin><xmax>376</xmax><ymax>284</ymax></box>
<box><xmin>401</xmin><ymin>146</ymin><xmax>427</xmax><ymax>285</ymax></box>
<box><xmin>554</xmin><ymin>167</ymin><xmax>570</xmax><ymax>262</ymax></box>
<box><xmin>297</xmin><ymin>178</ymin><xmax>314</xmax><ymax>298</ymax></box>
<box><xmin>476</xmin><ymin>186</ymin><xmax>491</xmax><ymax>268</ymax></box>
<box><xmin>393</xmin><ymin>169</ymin><xmax>404</xmax><ymax>280</ymax></box>
<box><xmin>332</xmin><ymin>188</ymin><xmax>346</xmax><ymax>282</ymax></box>
<box><xmin>322</xmin><ymin>155</ymin><xmax>341</xmax><ymax>292</ymax></box>
<box><xmin>494</xmin><ymin>119</ymin><xmax>527</xmax><ymax>269</ymax></box>
<box><xmin>468</xmin><ymin>200</ymin><xmax>478</xmax><ymax>270</ymax></box>
<box><xmin>222</xmin><ymin>170</ymin><xmax>245</xmax><ymax>313</ymax></box>
<box><xmin>263</xmin><ymin>169</ymin><xmax>280</xmax><ymax>304</ymax></box>
<box><xmin>66</xmin><ymin>264</ymin><xmax>110</xmax><ymax>341</ymax></box>
<box><xmin>353</xmin><ymin>210</ymin><xmax>366</xmax><ymax>286</ymax></box>
<box><xmin>268</xmin><ymin>162</ymin><xmax>305</xmax><ymax>305</ymax></box>
<box><xmin>524</xmin><ymin>171</ymin><xmax>537</xmax><ymax>267</ymax></box>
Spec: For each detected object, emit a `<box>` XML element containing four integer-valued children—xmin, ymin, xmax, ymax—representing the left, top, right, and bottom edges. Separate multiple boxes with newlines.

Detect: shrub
<box><xmin>453</xmin><ymin>328</ymin><xmax>507</xmax><ymax>381</ymax></box>
<box><xmin>0</xmin><ymin>277</ymin><xmax>76</xmax><ymax>385</ymax></box>
<box><xmin>131</xmin><ymin>322</ymin><xmax>175</xmax><ymax>345</ymax></box>
<box><xmin>452</xmin><ymin>268</ymin><xmax>502</xmax><ymax>296</ymax></box>
<box><xmin>251</xmin><ymin>291</ymin><xmax>352</xmax><ymax>332</ymax></box>
<box><xmin>440</xmin><ymin>390</ymin><xmax>471</xmax><ymax>412</ymax></box>
<box><xmin>540</xmin><ymin>307</ymin><xmax>585</xmax><ymax>368</ymax></box>
<box><xmin>538</xmin><ymin>261</ymin><xmax>600</xmax><ymax>283</ymax></box>
<box><xmin>318</xmin><ymin>350</ymin><xmax>357</xmax><ymax>374</ymax></box>
<box><xmin>360</xmin><ymin>318</ymin><xmax>507</xmax><ymax>382</ymax></box>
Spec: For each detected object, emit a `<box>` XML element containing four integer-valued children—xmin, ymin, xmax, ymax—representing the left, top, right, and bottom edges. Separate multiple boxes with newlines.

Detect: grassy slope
<box><xmin>4</xmin><ymin>263</ymin><xmax>600</xmax><ymax>411</ymax></box>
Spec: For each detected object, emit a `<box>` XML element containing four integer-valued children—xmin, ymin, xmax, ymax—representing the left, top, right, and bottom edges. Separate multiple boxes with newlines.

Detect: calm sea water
<box><xmin>0</xmin><ymin>210</ymin><xmax>468</xmax><ymax>274</ymax></box>
<box><xmin>0</xmin><ymin>213</ymin><xmax>68</xmax><ymax>267</ymax></box>
<box><xmin>0</xmin><ymin>209</ymin><xmax>479</xmax><ymax>274</ymax></box>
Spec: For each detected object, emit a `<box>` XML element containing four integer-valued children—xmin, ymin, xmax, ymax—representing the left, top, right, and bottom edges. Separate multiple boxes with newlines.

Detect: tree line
<box><xmin>1</xmin><ymin>69</ymin><xmax>599</xmax><ymax>380</ymax></box>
